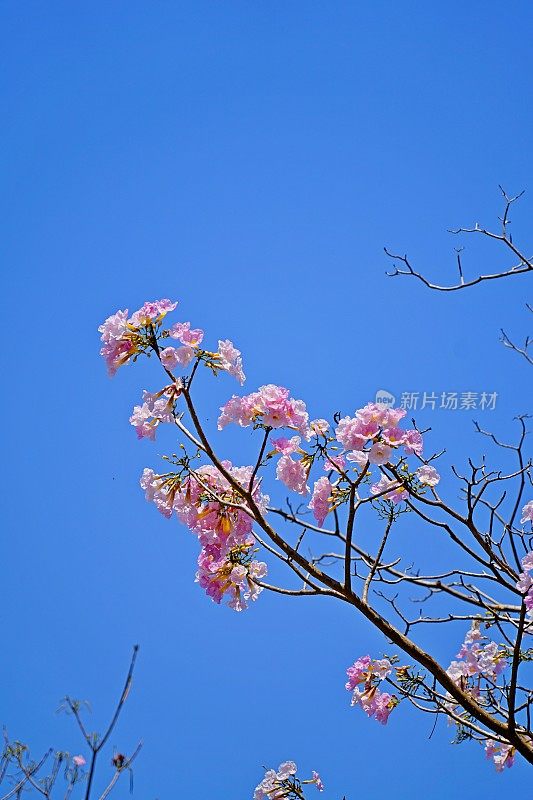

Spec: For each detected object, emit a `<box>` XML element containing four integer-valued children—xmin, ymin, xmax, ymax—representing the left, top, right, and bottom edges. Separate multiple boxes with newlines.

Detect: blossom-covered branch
<box><xmin>99</xmin><ymin>298</ymin><xmax>533</xmax><ymax>771</ymax></box>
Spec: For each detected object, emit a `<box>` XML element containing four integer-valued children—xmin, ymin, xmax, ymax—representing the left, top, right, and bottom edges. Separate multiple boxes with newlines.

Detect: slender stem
<box><xmin>362</xmin><ymin>513</ymin><xmax>394</xmax><ymax>603</ymax></box>
<box><xmin>84</xmin><ymin>646</ymin><xmax>139</xmax><ymax>800</ymax></box>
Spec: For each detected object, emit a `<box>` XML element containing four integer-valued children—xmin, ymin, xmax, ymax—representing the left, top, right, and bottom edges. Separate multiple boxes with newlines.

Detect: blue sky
<box><xmin>1</xmin><ymin>2</ymin><xmax>532</xmax><ymax>797</ymax></box>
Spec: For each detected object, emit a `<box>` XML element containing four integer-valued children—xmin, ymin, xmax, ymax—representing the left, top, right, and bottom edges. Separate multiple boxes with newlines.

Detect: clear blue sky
<box><xmin>1</xmin><ymin>2</ymin><xmax>532</xmax><ymax>797</ymax></box>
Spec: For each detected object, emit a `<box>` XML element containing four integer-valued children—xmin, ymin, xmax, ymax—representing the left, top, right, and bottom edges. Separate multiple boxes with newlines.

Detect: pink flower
<box><xmin>218</xmin><ymin>339</ymin><xmax>246</xmax><ymax>384</ymax></box>
<box><xmin>72</xmin><ymin>755</ymin><xmax>86</xmax><ymax>768</ymax></box>
<box><xmin>522</xmin><ymin>551</ymin><xmax>533</xmax><ymax>572</ymax></box>
<box><xmin>196</xmin><ymin>545</ymin><xmax>267</xmax><ymax>611</ymax></box>
<box><xmin>218</xmin><ymin>385</ymin><xmax>308</xmax><ymax>433</ymax></box>
<box><xmin>324</xmin><ymin>454</ymin><xmax>346</xmax><ymax>473</ymax></box>
<box><xmin>450</xmin><ymin>626</ymin><xmax>507</xmax><ymax>682</ymax></box>
<box><xmin>276</xmin><ymin>455</ymin><xmax>309</xmax><ymax>495</ymax></box>
<box><xmin>346</xmin><ymin>450</ymin><xmax>369</xmax><ymax>469</ymax></box>
<box><xmin>346</xmin><ymin>656</ymin><xmax>392</xmax><ymax>690</ymax></box>
<box><xmin>160</xmin><ymin>346</ymin><xmax>179</xmax><ymax>370</ymax></box>
<box><xmin>271</xmin><ymin>436</ymin><xmax>301</xmax><ymax>455</ymax></box>
<box><xmin>346</xmin><ymin>655</ymin><xmax>372</xmax><ymax>690</ymax></box>
<box><xmin>130</xmin><ymin>403</ymin><xmax>158</xmax><ymax>440</ymax></box>
<box><xmin>253</xmin><ymin>769</ymin><xmax>278</xmax><ymax>800</ymax></box>
<box><xmin>520</xmin><ymin>500</ymin><xmax>533</xmax><ymax>524</ymax></box>
<box><xmin>368</xmin><ymin>442</ymin><xmax>392</xmax><ymax>465</ymax></box>
<box><xmin>169</xmin><ymin>321</ymin><xmax>204</xmax><ymax>347</ymax></box>
<box><xmin>128</xmin><ymin>299</ymin><xmax>177</xmax><ymax>328</ymax></box>
<box><xmin>356</xmin><ymin>402</ymin><xmax>406</xmax><ymax>428</ymax></box>
<box><xmin>176</xmin><ymin>345</ymin><xmax>195</xmax><ymax>366</ymax></box>
<box><xmin>98</xmin><ymin>309</ymin><xmax>137</xmax><ymax>376</ymax></box>
<box><xmin>254</xmin><ymin>762</ymin><xmax>322</xmax><ymax>800</ymax></box>
<box><xmin>371</xmin><ymin>690</ymin><xmax>396</xmax><ymax>724</ymax></box>
<box><xmin>98</xmin><ymin>309</ymin><xmax>129</xmax><ymax>343</ymax></box>
<box><xmin>129</xmin><ymin>388</ymin><xmax>175</xmax><ymax>440</ymax></box>
<box><xmin>311</xmin><ymin>771</ymin><xmax>324</xmax><ymax>792</ymax></box>
<box><xmin>160</xmin><ymin>345</ymin><xmax>195</xmax><ymax>369</ymax></box>
<box><xmin>350</xmin><ymin>686</ymin><xmax>398</xmax><ymax>725</ymax></box>
<box><xmin>309</xmin><ymin>477</ymin><xmax>332</xmax><ymax>526</ymax></box>
<box><xmin>403</xmin><ymin>429</ymin><xmax>423</xmax><ymax>456</ymax></box>
<box><xmin>308</xmin><ymin>418</ymin><xmax>330</xmax><ymax>437</ymax></box>
<box><xmin>335</xmin><ymin>416</ymin><xmax>376</xmax><ymax>450</ymax></box>
<box><xmin>140</xmin><ymin>468</ymin><xmax>174</xmax><ymax>517</ymax></box>
<box><xmin>276</xmin><ymin>762</ymin><xmax>297</xmax><ymax>780</ymax></box>
<box><xmin>98</xmin><ymin>301</ymin><xmax>178</xmax><ymax>375</ymax></box>
<box><xmin>141</xmin><ymin>458</ymin><xmax>270</xmax><ymax>611</ymax></box>
<box><xmin>371</xmin><ymin>475</ymin><xmax>408</xmax><ymax>504</ymax></box>
<box><xmin>485</xmin><ymin>740</ymin><xmax>515</xmax><ymax>772</ymax></box>
<box><xmin>516</xmin><ymin>551</ymin><xmax>533</xmax><ymax>616</ymax></box>
<box><xmin>416</xmin><ymin>465</ymin><xmax>440</xmax><ymax>486</ymax></box>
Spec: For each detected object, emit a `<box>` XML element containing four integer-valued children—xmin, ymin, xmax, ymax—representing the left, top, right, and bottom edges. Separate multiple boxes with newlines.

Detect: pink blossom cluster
<box><xmin>99</xmin><ymin>300</ymin><xmax>244</xmax><ymax>383</ymax></box>
<box><xmin>270</xmin><ymin>436</ymin><xmax>309</xmax><ymax>495</ymax></box>
<box><xmin>253</xmin><ymin>762</ymin><xmax>323</xmax><ymax>799</ymax></box>
<box><xmin>345</xmin><ymin>655</ymin><xmax>398</xmax><ymax>725</ymax></box>
<box><xmin>218</xmin><ymin>385</ymin><xmax>309</xmax><ymax>433</ymax></box>
<box><xmin>141</xmin><ymin>462</ymin><xmax>268</xmax><ymax>611</ymax></box>
<box><xmin>447</xmin><ymin>624</ymin><xmax>507</xmax><ymax>684</ymax></box>
<box><xmin>485</xmin><ymin>740</ymin><xmax>515</xmax><ymax>772</ymax></box>
<box><xmin>98</xmin><ymin>300</ymin><xmax>177</xmax><ymax>376</ymax></box>
<box><xmin>276</xmin><ymin>455</ymin><xmax>309</xmax><ymax>496</ymax></box>
<box><xmin>309</xmin><ymin>477</ymin><xmax>333</xmax><ymax>526</ymax></box>
<box><xmin>516</xmin><ymin>550</ymin><xmax>533</xmax><ymax>617</ymax></box>
<box><xmin>129</xmin><ymin>384</ymin><xmax>181</xmax><ymax>440</ymax></box>
<box><xmin>335</xmin><ymin>403</ymin><xmax>423</xmax><ymax>459</ymax></box>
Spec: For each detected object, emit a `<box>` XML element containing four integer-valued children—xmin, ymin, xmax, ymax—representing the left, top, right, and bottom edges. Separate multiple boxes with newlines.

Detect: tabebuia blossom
<box><xmin>217</xmin><ymin>339</ymin><xmax>246</xmax><ymax>385</ymax></box>
<box><xmin>129</xmin><ymin>383</ymin><xmax>182</xmax><ymax>440</ymax></box>
<box><xmin>100</xmin><ymin>295</ymin><xmax>532</xmax><ymax>772</ymax></box>
<box><xmin>309</xmin><ymin>477</ymin><xmax>333</xmax><ymax>526</ymax></box>
<box><xmin>516</xmin><ymin>551</ymin><xmax>533</xmax><ymax>617</ymax></box>
<box><xmin>402</xmin><ymin>429</ymin><xmax>423</xmax><ymax>456</ymax></box>
<box><xmin>253</xmin><ymin>762</ymin><xmax>323</xmax><ymax>799</ymax></box>
<box><xmin>371</xmin><ymin>475</ymin><xmax>408</xmax><ymax>505</ymax></box>
<box><xmin>323</xmin><ymin>453</ymin><xmax>346</xmax><ymax>473</ymax></box>
<box><xmin>98</xmin><ymin>309</ymin><xmax>138</xmax><ymax>376</ymax></box>
<box><xmin>218</xmin><ymin>384</ymin><xmax>309</xmax><ymax>433</ymax></box>
<box><xmin>307</xmin><ymin>418</ymin><xmax>330</xmax><ymax>437</ymax></box>
<box><xmin>368</xmin><ymin>441</ymin><xmax>392</xmax><ymax>465</ymax></box>
<box><xmin>448</xmin><ymin>624</ymin><xmax>507</xmax><ymax>683</ymax></box>
<box><xmin>271</xmin><ymin>436</ymin><xmax>302</xmax><ymax>455</ymax></box>
<box><xmin>521</xmin><ymin>500</ymin><xmax>533</xmax><ymax>524</ymax></box>
<box><xmin>346</xmin><ymin>449</ymin><xmax>368</xmax><ymax>469</ymax></box>
<box><xmin>169</xmin><ymin>321</ymin><xmax>204</xmax><ymax>347</ymax></box>
<box><xmin>485</xmin><ymin>740</ymin><xmax>515</xmax><ymax>772</ymax></box>
<box><xmin>334</xmin><ymin>402</ymin><xmax>423</xmax><ymax>458</ymax></box>
<box><xmin>99</xmin><ymin>300</ymin><xmax>245</xmax><ymax>384</ymax></box>
<box><xmin>276</xmin><ymin>455</ymin><xmax>309</xmax><ymax>495</ymax></box>
<box><xmin>141</xmin><ymin>461</ymin><xmax>269</xmax><ymax>610</ymax></box>
<box><xmin>345</xmin><ymin>656</ymin><xmax>399</xmax><ymax>725</ymax></box>
<box><xmin>98</xmin><ymin>299</ymin><xmax>179</xmax><ymax>376</ymax></box>
<box><xmin>416</xmin><ymin>464</ymin><xmax>440</xmax><ymax>486</ymax></box>
<box><xmin>128</xmin><ymin>299</ymin><xmax>178</xmax><ymax>328</ymax></box>
<box><xmin>160</xmin><ymin>344</ymin><xmax>195</xmax><ymax>369</ymax></box>
<box><xmin>99</xmin><ymin>299</ymin><xmax>178</xmax><ymax>376</ymax></box>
